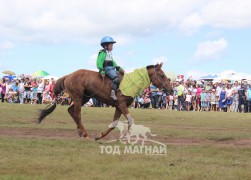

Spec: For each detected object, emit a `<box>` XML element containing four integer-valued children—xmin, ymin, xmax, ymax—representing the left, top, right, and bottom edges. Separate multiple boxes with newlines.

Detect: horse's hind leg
<box><xmin>95</xmin><ymin>107</ymin><xmax>122</xmax><ymax>140</ymax></box>
<box><xmin>68</xmin><ymin>98</ymin><xmax>90</xmax><ymax>137</ymax></box>
<box><xmin>68</xmin><ymin>103</ymin><xmax>82</xmax><ymax>137</ymax></box>
<box><xmin>67</xmin><ymin>99</ymin><xmax>89</xmax><ymax>138</ymax></box>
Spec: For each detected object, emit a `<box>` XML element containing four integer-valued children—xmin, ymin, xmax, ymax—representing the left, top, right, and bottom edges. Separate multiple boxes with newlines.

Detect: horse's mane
<box><xmin>146</xmin><ymin>65</ymin><xmax>158</xmax><ymax>70</ymax></box>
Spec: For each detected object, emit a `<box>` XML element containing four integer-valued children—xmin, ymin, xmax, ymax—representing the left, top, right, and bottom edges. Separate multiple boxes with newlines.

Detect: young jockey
<box><xmin>96</xmin><ymin>36</ymin><xmax>125</xmax><ymax>100</ymax></box>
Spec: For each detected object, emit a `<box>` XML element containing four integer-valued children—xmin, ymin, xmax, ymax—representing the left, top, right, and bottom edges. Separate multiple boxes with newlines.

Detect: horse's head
<box><xmin>147</xmin><ymin>63</ymin><xmax>173</xmax><ymax>95</ymax></box>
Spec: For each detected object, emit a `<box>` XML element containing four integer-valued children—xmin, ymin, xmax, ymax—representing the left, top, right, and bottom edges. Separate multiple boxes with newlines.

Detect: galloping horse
<box><xmin>37</xmin><ymin>63</ymin><xmax>173</xmax><ymax>140</ymax></box>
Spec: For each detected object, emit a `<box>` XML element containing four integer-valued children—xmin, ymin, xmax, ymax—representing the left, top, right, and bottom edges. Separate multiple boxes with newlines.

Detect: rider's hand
<box><xmin>101</xmin><ymin>74</ymin><xmax>105</xmax><ymax>78</ymax></box>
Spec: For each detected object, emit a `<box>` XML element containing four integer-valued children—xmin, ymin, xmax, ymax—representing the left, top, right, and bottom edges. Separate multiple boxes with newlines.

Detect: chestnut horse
<box><xmin>37</xmin><ymin>63</ymin><xmax>173</xmax><ymax>140</ymax></box>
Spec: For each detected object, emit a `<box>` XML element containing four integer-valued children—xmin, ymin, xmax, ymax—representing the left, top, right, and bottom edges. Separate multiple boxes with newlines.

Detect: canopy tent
<box><xmin>2</xmin><ymin>70</ymin><xmax>16</xmax><ymax>75</ymax></box>
<box><xmin>42</xmin><ymin>75</ymin><xmax>59</xmax><ymax>81</ymax></box>
<box><xmin>215</xmin><ymin>73</ymin><xmax>244</xmax><ymax>82</ymax></box>
<box><xmin>3</xmin><ymin>75</ymin><xmax>17</xmax><ymax>82</ymax></box>
<box><xmin>200</xmin><ymin>74</ymin><xmax>218</xmax><ymax>81</ymax></box>
<box><xmin>33</xmin><ymin>70</ymin><xmax>49</xmax><ymax>77</ymax></box>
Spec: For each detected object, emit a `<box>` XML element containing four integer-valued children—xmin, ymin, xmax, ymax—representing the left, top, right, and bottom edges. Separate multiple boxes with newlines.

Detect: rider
<box><xmin>96</xmin><ymin>36</ymin><xmax>125</xmax><ymax>100</ymax></box>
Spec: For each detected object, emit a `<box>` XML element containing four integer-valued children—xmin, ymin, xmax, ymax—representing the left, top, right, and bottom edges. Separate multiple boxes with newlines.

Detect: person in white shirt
<box><xmin>19</xmin><ymin>79</ymin><xmax>25</xmax><ymax>104</ymax></box>
<box><xmin>185</xmin><ymin>90</ymin><xmax>192</xmax><ymax>111</ymax></box>
<box><xmin>37</xmin><ymin>79</ymin><xmax>45</xmax><ymax>104</ymax></box>
<box><xmin>232</xmin><ymin>81</ymin><xmax>240</xmax><ymax>112</ymax></box>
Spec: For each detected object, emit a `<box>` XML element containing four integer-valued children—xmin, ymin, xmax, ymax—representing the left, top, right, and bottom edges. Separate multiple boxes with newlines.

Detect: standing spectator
<box><xmin>185</xmin><ymin>90</ymin><xmax>192</xmax><ymax>111</ymax></box>
<box><xmin>167</xmin><ymin>94</ymin><xmax>174</xmax><ymax>110</ymax></box>
<box><xmin>238</xmin><ymin>80</ymin><xmax>247</xmax><ymax>113</ymax></box>
<box><xmin>232</xmin><ymin>81</ymin><xmax>240</xmax><ymax>112</ymax></box>
<box><xmin>23</xmin><ymin>77</ymin><xmax>32</xmax><ymax>103</ymax></box>
<box><xmin>150</xmin><ymin>84</ymin><xmax>158</xmax><ymax>109</ymax></box>
<box><xmin>0</xmin><ymin>78</ymin><xmax>6</xmax><ymax>102</ymax></box>
<box><xmin>5</xmin><ymin>79</ymin><xmax>11</xmax><ymax>98</ymax></box>
<box><xmin>205</xmin><ymin>82</ymin><xmax>212</xmax><ymax>91</ymax></box>
<box><xmin>49</xmin><ymin>78</ymin><xmax>56</xmax><ymax>100</ymax></box>
<box><xmin>196</xmin><ymin>84</ymin><xmax>202</xmax><ymax>111</ymax></box>
<box><xmin>191</xmin><ymin>84</ymin><xmax>197</xmax><ymax>111</ymax></box>
<box><xmin>161</xmin><ymin>92</ymin><xmax>167</xmax><ymax>109</ymax></box>
<box><xmin>44</xmin><ymin>80</ymin><xmax>50</xmax><ymax>93</ymax></box>
<box><xmin>157</xmin><ymin>89</ymin><xmax>163</xmax><ymax>109</ymax></box>
<box><xmin>226</xmin><ymin>84</ymin><xmax>233</xmax><ymax>112</ymax></box>
<box><xmin>219</xmin><ymin>86</ymin><xmax>227</xmax><ymax>112</ymax></box>
<box><xmin>19</xmin><ymin>79</ymin><xmax>25</xmax><ymax>104</ymax></box>
<box><xmin>200</xmin><ymin>88</ymin><xmax>206</xmax><ymax>111</ymax></box>
<box><xmin>177</xmin><ymin>81</ymin><xmax>185</xmax><ymax>111</ymax></box>
<box><xmin>205</xmin><ymin>90</ymin><xmax>211</xmax><ymax>111</ymax></box>
<box><xmin>37</xmin><ymin>79</ymin><xmax>44</xmax><ymax>104</ymax></box>
<box><xmin>176</xmin><ymin>75</ymin><xmax>182</xmax><ymax>82</ymax></box>
<box><xmin>247</xmin><ymin>84</ymin><xmax>251</xmax><ymax>112</ymax></box>
<box><xmin>210</xmin><ymin>89</ymin><xmax>216</xmax><ymax>111</ymax></box>
<box><xmin>134</xmin><ymin>96</ymin><xmax>139</xmax><ymax>108</ymax></box>
<box><xmin>174</xmin><ymin>95</ymin><xmax>178</xmax><ymax>110</ymax></box>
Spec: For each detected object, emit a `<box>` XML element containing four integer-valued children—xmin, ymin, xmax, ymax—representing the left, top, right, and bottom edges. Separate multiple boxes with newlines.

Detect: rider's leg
<box><xmin>104</xmin><ymin>66</ymin><xmax>120</xmax><ymax>100</ymax></box>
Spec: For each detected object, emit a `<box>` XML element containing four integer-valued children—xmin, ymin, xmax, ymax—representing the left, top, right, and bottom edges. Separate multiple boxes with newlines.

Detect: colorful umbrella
<box><xmin>2</xmin><ymin>70</ymin><xmax>16</xmax><ymax>75</ymax></box>
<box><xmin>33</xmin><ymin>70</ymin><xmax>49</xmax><ymax>77</ymax></box>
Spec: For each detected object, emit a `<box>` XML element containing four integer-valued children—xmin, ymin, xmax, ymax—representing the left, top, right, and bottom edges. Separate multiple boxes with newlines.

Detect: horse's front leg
<box><xmin>117</xmin><ymin>104</ymin><xmax>134</xmax><ymax>130</ymax></box>
<box><xmin>95</xmin><ymin>107</ymin><xmax>122</xmax><ymax>140</ymax></box>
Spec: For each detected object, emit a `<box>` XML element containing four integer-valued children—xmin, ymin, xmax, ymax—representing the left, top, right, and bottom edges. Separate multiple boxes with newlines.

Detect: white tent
<box><xmin>215</xmin><ymin>72</ymin><xmax>244</xmax><ymax>82</ymax></box>
<box><xmin>42</xmin><ymin>75</ymin><xmax>59</xmax><ymax>81</ymax></box>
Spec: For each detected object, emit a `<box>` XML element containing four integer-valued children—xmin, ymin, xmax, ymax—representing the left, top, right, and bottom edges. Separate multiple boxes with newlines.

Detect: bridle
<box><xmin>152</xmin><ymin>67</ymin><xmax>170</xmax><ymax>91</ymax></box>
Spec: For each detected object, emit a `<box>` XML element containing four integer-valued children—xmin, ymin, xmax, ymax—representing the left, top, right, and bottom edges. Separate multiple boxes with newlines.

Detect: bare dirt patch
<box><xmin>1</xmin><ymin>127</ymin><xmax>251</xmax><ymax>147</ymax></box>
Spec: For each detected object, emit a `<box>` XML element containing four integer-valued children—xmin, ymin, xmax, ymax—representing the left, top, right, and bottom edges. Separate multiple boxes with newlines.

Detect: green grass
<box><xmin>0</xmin><ymin>103</ymin><xmax>251</xmax><ymax>180</ymax></box>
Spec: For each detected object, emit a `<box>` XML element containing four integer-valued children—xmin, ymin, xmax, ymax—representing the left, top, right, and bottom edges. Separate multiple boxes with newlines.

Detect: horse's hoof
<box><xmin>85</xmin><ymin>136</ymin><xmax>91</xmax><ymax>141</ymax></box>
<box><xmin>77</xmin><ymin>129</ymin><xmax>83</xmax><ymax>137</ymax></box>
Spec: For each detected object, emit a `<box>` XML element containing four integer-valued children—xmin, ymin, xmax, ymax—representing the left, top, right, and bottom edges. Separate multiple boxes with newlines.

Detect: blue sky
<box><xmin>0</xmin><ymin>0</ymin><xmax>251</xmax><ymax>79</ymax></box>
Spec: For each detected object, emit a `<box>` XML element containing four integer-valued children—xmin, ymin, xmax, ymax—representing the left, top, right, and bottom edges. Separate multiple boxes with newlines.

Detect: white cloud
<box><xmin>185</xmin><ymin>70</ymin><xmax>208</xmax><ymax>80</ymax></box>
<box><xmin>0</xmin><ymin>0</ymin><xmax>251</xmax><ymax>44</ymax></box>
<box><xmin>201</xmin><ymin>0</ymin><xmax>251</xmax><ymax>28</ymax></box>
<box><xmin>189</xmin><ymin>38</ymin><xmax>228</xmax><ymax>63</ymax></box>
<box><xmin>0</xmin><ymin>41</ymin><xmax>14</xmax><ymax>49</ymax></box>
<box><xmin>152</xmin><ymin>56</ymin><xmax>168</xmax><ymax>65</ymax></box>
<box><xmin>179</xmin><ymin>13</ymin><xmax>205</xmax><ymax>34</ymax></box>
<box><xmin>86</xmin><ymin>54</ymin><xmax>97</xmax><ymax>70</ymax></box>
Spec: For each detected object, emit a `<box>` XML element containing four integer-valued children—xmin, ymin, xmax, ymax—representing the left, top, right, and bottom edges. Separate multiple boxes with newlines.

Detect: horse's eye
<box><xmin>161</xmin><ymin>75</ymin><xmax>165</xmax><ymax>78</ymax></box>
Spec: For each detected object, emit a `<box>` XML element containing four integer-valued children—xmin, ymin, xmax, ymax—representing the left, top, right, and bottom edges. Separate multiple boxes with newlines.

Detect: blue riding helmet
<box><xmin>100</xmin><ymin>36</ymin><xmax>116</xmax><ymax>47</ymax></box>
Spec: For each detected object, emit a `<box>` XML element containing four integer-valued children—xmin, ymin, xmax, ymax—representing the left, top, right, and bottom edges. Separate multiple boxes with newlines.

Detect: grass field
<box><xmin>0</xmin><ymin>103</ymin><xmax>251</xmax><ymax>180</ymax></box>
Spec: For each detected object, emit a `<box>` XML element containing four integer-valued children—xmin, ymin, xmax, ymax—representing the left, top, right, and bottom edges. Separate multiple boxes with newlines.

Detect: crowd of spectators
<box><xmin>1</xmin><ymin>76</ymin><xmax>251</xmax><ymax>113</ymax></box>
<box><xmin>0</xmin><ymin>77</ymin><xmax>71</xmax><ymax>106</ymax></box>
<box><xmin>134</xmin><ymin>78</ymin><xmax>251</xmax><ymax>113</ymax></box>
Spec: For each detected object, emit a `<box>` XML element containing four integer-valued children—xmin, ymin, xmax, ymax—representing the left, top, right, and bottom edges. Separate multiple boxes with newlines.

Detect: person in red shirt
<box><xmin>49</xmin><ymin>78</ymin><xmax>56</xmax><ymax>100</ymax></box>
<box><xmin>31</xmin><ymin>78</ymin><xmax>37</xmax><ymax>87</ymax></box>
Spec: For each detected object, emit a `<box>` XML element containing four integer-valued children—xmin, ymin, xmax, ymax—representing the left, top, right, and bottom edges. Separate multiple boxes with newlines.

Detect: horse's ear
<box><xmin>156</xmin><ymin>62</ymin><xmax>163</xmax><ymax>69</ymax></box>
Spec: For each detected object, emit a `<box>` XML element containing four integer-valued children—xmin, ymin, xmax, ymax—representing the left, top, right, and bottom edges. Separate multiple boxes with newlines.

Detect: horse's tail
<box><xmin>37</xmin><ymin>76</ymin><xmax>66</xmax><ymax>123</ymax></box>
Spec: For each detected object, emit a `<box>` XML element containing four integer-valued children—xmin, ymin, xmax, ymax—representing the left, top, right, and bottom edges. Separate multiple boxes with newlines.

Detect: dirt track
<box><xmin>1</xmin><ymin>127</ymin><xmax>251</xmax><ymax>147</ymax></box>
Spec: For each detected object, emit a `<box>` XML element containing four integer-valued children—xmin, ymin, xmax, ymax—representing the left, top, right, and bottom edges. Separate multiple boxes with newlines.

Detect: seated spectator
<box><xmin>139</xmin><ymin>95</ymin><xmax>151</xmax><ymax>108</ymax></box>
<box><xmin>42</xmin><ymin>91</ymin><xmax>52</xmax><ymax>104</ymax></box>
<box><xmin>61</xmin><ymin>92</ymin><xmax>71</xmax><ymax>105</ymax></box>
<box><xmin>5</xmin><ymin>88</ymin><xmax>17</xmax><ymax>103</ymax></box>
